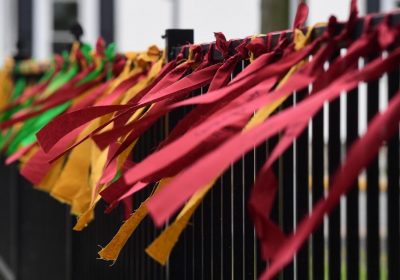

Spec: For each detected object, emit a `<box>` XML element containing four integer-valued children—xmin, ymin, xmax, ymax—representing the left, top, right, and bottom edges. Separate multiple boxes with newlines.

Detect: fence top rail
<box><xmin>170</xmin><ymin>11</ymin><xmax>400</xmax><ymax>61</ymax></box>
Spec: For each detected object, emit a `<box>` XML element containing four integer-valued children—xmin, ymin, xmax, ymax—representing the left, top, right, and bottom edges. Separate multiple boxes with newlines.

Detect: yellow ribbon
<box><xmin>145</xmin><ymin>180</ymin><xmax>214</xmax><ymax>265</ymax></box>
<box><xmin>72</xmin><ymin>50</ymin><xmax>164</xmax><ymax>225</ymax></box>
<box><xmin>97</xmin><ymin>178</ymin><xmax>171</xmax><ymax>261</ymax></box>
<box><xmin>144</xmin><ymin>26</ymin><xmax>317</xmax><ymax>265</ymax></box>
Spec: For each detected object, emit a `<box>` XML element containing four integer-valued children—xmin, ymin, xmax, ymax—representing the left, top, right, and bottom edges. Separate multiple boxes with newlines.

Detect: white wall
<box><xmin>78</xmin><ymin>0</ymin><xmax>100</xmax><ymax>46</ymax></box>
<box><xmin>308</xmin><ymin>0</ymin><xmax>366</xmax><ymax>24</ymax></box>
<box><xmin>116</xmin><ymin>0</ymin><xmax>173</xmax><ymax>52</ymax></box>
<box><xmin>116</xmin><ymin>0</ymin><xmax>260</xmax><ymax>52</ymax></box>
<box><xmin>179</xmin><ymin>0</ymin><xmax>260</xmax><ymax>44</ymax></box>
<box><xmin>381</xmin><ymin>0</ymin><xmax>397</xmax><ymax>11</ymax></box>
<box><xmin>4</xmin><ymin>0</ymin><xmax>398</xmax><ymax>62</ymax></box>
<box><xmin>33</xmin><ymin>0</ymin><xmax>52</xmax><ymax>60</ymax></box>
<box><xmin>115</xmin><ymin>0</ymin><xmax>397</xmax><ymax>53</ymax></box>
<box><xmin>0</xmin><ymin>0</ymin><xmax>17</xmax><ymax>64</ymax></box>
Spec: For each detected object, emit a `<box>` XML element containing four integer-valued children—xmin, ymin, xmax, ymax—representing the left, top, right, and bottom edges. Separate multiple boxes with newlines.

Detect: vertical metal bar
<box><xmin>161</xmin><ymin>118</ymin><xmax>168</xmax><ymax>280</ymax></box>
<box><xmin>346</xmin><ymin>85</ymin><xmax>360</xmax><ymax>279</ymax></box>
<box><xmin>231</xmin><ymin>166</ymin><xmax>235</xmax><ymax>280</ymax></box>
<box><xmin>386</xmin><ymin>57</ymin><xmax>400</xmax><ymax>280</ymax></box>
<box><xmin>129</xmin><ymin>140</ymin><xmax>141</xmax><ymax>280</ymax></box>
<box><xmin>233</xmin><ymin>155</ymin><xmax>244</xmax><ymax>279</ymax></box>
<box><xmin>166</xmin><ymin>106</ymin><xmax>187</xmax><ymax>279</ymax></box>
<box><xmin>182</xmin><ymin>103</ymin><xmax>193</xmax><ymax>280</ymax></box>
<box><xmin>212</xmin><ymin>176</ymin><xmax>223</xmax><ymax>279</ymax></box>
<box><xmin>199</xmin><ymin>85</ymin><xmax>213</xmax><ymax>280</ymax></box>
<box><xmin>144</xmin><ymin>131</ymin><xmax>151</xmax><ymax>280</ymax></box>
<box><xmin>157</xmin><ymin>115</ymin><xmax>167</xmax><ymax>280</ymax></box>
<box><xmin>328</xmin><ymin>77</ymin><xmax>342</xmax><ymax>279</ymax></box>
<box><xmin>164</xmin><ymin>112</ymin><xmax>172</xmax><ymax>280</ymax></box>
<box><xmin>150</xmin><ymin>120</ymin><xmax>157</xmax><ymax>280</ymax></box>
<box><xmin>312</xmin><ymin>103</ymin><xmax>325</xmax><ymax>279</ymax></box>
<box><xmin>140</xmin><ymin>140</ymin><xmax>147</xmax><ymax>280</ymax></box>
<box><xmin>366</xmin><ymin>55</ymin><xmax>380</xmax><ymax>280</ymax></box>
<box><xmin>151</xmin><ymin>122</ymin><xmax>161</xmax><ymax>280</ymax></box>
<box><xmin>190</xmin><ymin>89</ymin><xmax>203</xmax><ymax>280</ymax></box>
<box><xmin>147</xmin><ymin>123</ymin><xmax>155</xmax><ymax>280</ymax></box>
<box><xmin>244</xmin><ymin>148</ymin><xmax>256</xmax><ymax>280</ymax></box>
<box><xmin>134</xmin><ymin>186</ymin><xmax>140</xmax><ymax>280</ymax></box>
<box><xmin>209</xmin><ymin>182</ymin><xmax>215</xmax><ymax>280</ymax></box>
<box><xmin>191</xmin><ymin>187</ymin><xmax>196</xmax><ymax>280</ymax></box>
<box><xmin>281</xmin><ymin>95</ymin><xmax>294</xmax><ymax>280</ymax></box>
<box><xmin>133</xmin><ymin>134</ymin><xmax>145</xmax><ymax>280</ymax></box>
<box><xmin>294</xmin><ymin>88</ymin><xmax>310</xmax><ymax>280</ymax></box>
<box><xmin>255</xmin><ymin>141</ymin><xmax>268</xmax><ymax>276</ymax></box>
<box><xmin>141</xmin><ymin>136</ymin><xmax>148</xmax><ymax>280</ymax></box>
<box><xmin>222</xmin><ymin>146</ymin><xmax>233</xmax><ymax>280</ymax></box>
<box><xmin>241</xmin><ymin>59</ymin><xmax>256</xmax><ymax>280</ymax></box>
<box><xmin>208</xmin><ymin>86</ymin><xmax>222</xmax><ymax>279</ymax></box>
<box><xmin>219</xmin><ymin>71</ymin><xmax>237</xmax><ymax>280</ymax></box>
<box><xmin>270</xmin><ymin>135</ymin><xmax>282</xmax><ymax>279</ymax></box>
<box><xmin>231</xmin><ymin>62</ymin><xmax>245</xmax><ymax>280</ymax></box>
<box><xmin>202</xmin><ymin>165</ymin><xmax>213</xmax><ymax>280</ymax></box>
<box><xmin>201</xmin><ymin>191</ymin><xmax>206</xmax><ymax>280</ymax></box>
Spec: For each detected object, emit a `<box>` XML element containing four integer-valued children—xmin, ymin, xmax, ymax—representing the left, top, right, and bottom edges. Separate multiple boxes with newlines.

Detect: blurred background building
<box><xmin>0</xmin><ymin>0</ymin><xmax>397</xmax><ymax>64</ymax></box>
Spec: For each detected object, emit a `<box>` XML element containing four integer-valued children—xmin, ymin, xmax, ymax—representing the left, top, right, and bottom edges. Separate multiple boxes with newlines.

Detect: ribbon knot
<box><xmin>214</xmin><ymin>32</ymin><xmax>231</xmax><ymax>59</ymax></box>
<box><xmin>234</xmin><ymin>39</ymin><xmax>249</xmax><ymax>59</ymax></box>
<box><xmin>246</xmin><ymin>36</ymin><xmax>270</xmax><ymax>60</ymax></box>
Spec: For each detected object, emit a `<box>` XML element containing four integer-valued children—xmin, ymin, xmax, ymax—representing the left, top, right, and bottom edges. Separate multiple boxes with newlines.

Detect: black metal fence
<box><xmin>1</xmin><ymin>12</ymin><xmax>400</xmax><ymax>280</ymax></box>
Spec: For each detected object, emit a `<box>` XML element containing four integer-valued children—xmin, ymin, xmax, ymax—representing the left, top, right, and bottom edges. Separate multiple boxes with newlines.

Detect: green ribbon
<box><xmin>6</xmin><ymin>101</ymin><xmax>71</xmax><ymax>155</ymax></box>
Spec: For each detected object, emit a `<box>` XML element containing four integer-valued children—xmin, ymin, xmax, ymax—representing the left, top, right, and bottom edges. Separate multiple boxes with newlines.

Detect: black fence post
<box><xmin>163</xmin><ymin>29</ymin><xmax>194</xmax><ymax>280</ymax></box>
<box><xmin>346</xmin><ymin>86</ymin><xmax>360</xmax><ymax>280</ymax></box>
<box><xmin>387</xmin><ymin>49</ymin><xmax>400</xmax><ymax>280</ymax></box>
<box><xmin>328</xmin><ymin>51</ymin><xmax>342</xmax><ymax>280</ymax></box>
<box><xmin>294</xmin><ymin>87</ymin><xmax>310</xmax><ymax>280</ymax></box>
<box><xmin>164</xmin><ymin>29</ymin><xmax>194</xmax><ymax>62</ymax></box>
<box><xmin>366</xmin><ymin>54</ymin><xmax>381</xmax><ymax>280</ymax></box>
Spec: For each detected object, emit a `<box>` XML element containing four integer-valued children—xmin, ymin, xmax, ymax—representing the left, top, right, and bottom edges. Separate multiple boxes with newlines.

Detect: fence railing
<box><xmin>1</xmin><ymin>11</ymin><xmax>400</xmax><ymax>280</ymax></box>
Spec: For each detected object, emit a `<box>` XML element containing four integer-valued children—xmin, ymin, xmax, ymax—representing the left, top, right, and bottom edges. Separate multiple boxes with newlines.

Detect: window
<box><xmin>52</xmin><ymin>0</ymin><xmax>78</xmax><ymax>53</ymax></box>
